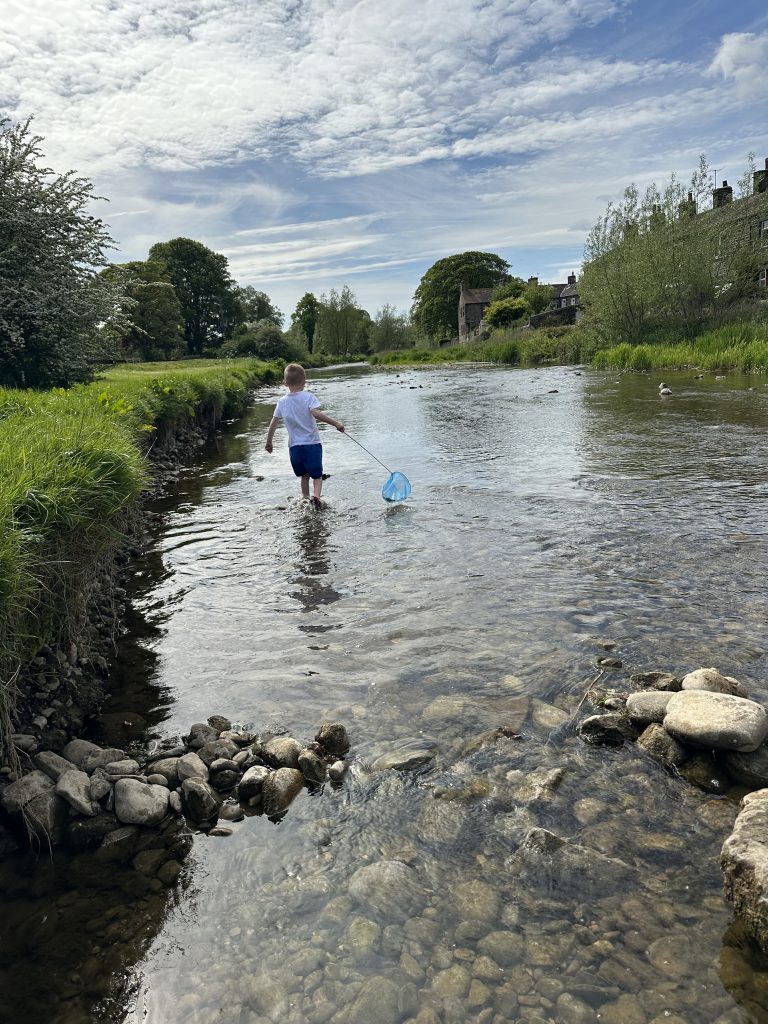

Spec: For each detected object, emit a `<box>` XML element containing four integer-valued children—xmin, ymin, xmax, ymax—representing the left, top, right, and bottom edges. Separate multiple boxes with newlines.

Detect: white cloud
<box><xmin>709</xmin><ymin>32</ymin><xmax>768</xmax><ymax>94</ymax></box>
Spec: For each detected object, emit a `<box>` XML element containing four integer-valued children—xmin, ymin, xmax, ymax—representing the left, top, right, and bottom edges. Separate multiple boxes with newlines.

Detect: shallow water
<box><xmin>3</xmin><ymin>364</ymin><xmax>768</xmax><ymax>1024</ymax></box>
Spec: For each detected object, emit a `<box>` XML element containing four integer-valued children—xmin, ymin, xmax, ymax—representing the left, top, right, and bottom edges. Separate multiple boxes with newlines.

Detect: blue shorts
<box><xmin>289</xmin><ymin>443</ymin><xmax>323</xmax><ymax>478</ymax></box>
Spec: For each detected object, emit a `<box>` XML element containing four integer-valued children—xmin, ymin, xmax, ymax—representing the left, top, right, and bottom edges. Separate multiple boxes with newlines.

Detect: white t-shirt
<box><xmin>274</xmin><ymin>390</ymin><xmax>321</xmax><ymax>446</ymax></box>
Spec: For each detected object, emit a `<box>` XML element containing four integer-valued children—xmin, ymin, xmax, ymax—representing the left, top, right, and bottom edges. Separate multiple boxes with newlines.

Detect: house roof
<box><xmin>560</xmin><ymin>282</ymin><xmax>578</xmax><ymax>298</ymax></box>
<box><xmin>461</xmin><ymin>287</ymin><xmax>494</xmax><ymax>304</ymax></box>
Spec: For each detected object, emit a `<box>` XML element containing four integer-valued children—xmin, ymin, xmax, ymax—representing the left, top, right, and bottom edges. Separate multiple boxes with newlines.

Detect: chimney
<box><xmin>678</xmin><ymin>191</ymin><xmax>697</xmax><ymax>218</ymax></box>
<box><xmin>567</xmin><ymin>273</ymin><xmax>576</xmax><ymax>285</ymax></box>
<box><xmin>754</xmin><ymin>158</ymin><xmax>768</xmax><ymax>195</ymax></box>
<box><xmin>713</xmin><ymin>180</ymin><xmax>733</xmax><ymax>209</ymax></box>
<box><xmin>527</xmin><ymin>276</ymin><xmax>538</xmax><ymax>287</ymax></box>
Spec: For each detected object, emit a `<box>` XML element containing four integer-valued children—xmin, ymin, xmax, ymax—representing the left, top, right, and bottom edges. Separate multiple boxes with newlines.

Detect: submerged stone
<box><xmin>373</xmin><ymin>738</ymin><xmax>438</xmax><ymax>773</ymax></box>
<box><xmin>723</xmin><ymin>744</ymin><xmax>768</xmax><ymax>789</ymax></box>
<box><xmin>348</xmin><ymin>860</ymin><xmax>426</xmax><ymax>921</ymax></box>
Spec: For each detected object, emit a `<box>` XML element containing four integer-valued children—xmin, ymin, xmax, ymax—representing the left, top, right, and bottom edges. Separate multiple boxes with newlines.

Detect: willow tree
<box><xmin>580</xmin><ymin>156</ymin><xmax>765</xmax><ymax>344</ymax></box>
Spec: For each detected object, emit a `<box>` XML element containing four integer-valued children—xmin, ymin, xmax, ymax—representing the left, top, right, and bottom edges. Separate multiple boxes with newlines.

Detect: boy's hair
<box><xmin>284</xmin><ymin>363</ymin><xmax>306</xmax><ymax>388</ymax></box>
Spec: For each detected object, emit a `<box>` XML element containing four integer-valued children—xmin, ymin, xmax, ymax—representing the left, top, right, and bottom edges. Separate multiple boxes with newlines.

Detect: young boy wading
<box><xmin>265</xmin><ymin>363</ymin><xmax>344</xmax><ymax>509</ymax></box>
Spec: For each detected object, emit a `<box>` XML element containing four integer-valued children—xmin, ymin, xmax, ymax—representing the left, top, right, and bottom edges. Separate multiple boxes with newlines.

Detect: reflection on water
<box><xmin>3</xmin><ymin>365</ymin><xmax>768</xmax><ymax>1023</ymax></box>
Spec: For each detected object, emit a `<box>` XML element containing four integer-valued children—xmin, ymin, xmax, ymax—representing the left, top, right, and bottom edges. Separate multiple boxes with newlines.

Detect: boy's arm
<box><xmin>311</xmin><ymin>409</ymin><xmax>345</xmax><ymax>432</ymax></box>
<box><xmin>265</xmin><ymin>416</ymin><xmax>280</xmax><ymax>452</ymax></box>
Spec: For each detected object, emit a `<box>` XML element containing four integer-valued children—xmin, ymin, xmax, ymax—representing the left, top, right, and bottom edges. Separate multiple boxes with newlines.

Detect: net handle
<box><xmin>343</xmin><ymin>431</ymin><xmax>393</xmax><ymax>475</ymax></box>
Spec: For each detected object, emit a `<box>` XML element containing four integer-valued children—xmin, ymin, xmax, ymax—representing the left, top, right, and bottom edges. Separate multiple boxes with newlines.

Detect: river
<box><xmin>2</xmin><ymin>363</ymin><xmax>768</xmax><ymax>1024</ymax></box>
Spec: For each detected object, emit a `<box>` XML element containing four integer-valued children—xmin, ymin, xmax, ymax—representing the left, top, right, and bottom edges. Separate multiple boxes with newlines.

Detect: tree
<box><xmin>103</xmin><ymin>260</ymin><xmax>184</xmax><ymax>361</ymax></box>
<box><xmin>235</xmin><ymin>285</ymin><xmax>283</xmax><ymax>328</ymax></box>
<box><xmin>222</xmin><ymin>320</ymin><xmax>291</xmax><ymax>360</ymax></box>
<box><xmin>290</xmin><ymin>292</ymin><xmax>321</xmax><ymax>352</ymax></box>
<box><xmin>580</xmin><ymin>155</ymin><xmax>767</xmax><ymax>344</ymax></box>
<box><xmin>148</xmin><ymin>237</ymin><xmax>238</xmax><ymax>354</ymax></box>
<box><xmin>411</xmin><ymin>251</ymin><xmax>510</xmax><ymax>342</ymax></box>
<box><xmin>370</xmin><ymin>304</ymin><xmax>413</xmax><ymax>351</ymax></box>
<box><xmin>0</xmin><ymin>118</ymin><xmax>122</xmax><ymax>387</ymax></box>
<box><xmin>522</xmin><ymin>281</ymin><xmax>555</xmax><ymax>314</ymax></box>
<box><xmin>484</xmin><ymin>297</ymin><xmax>531</xmax><ymax>329</ymax></box>
<box><xmin>315</xmin><ymin>286</ymin><xmax>370</xmax><ymax>357</ymax></box>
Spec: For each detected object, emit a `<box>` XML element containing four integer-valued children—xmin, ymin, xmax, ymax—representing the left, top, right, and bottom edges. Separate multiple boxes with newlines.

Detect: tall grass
<box><xmin>592</xmin><ymin>323</ymin><xmax>768</xmax><ymax>372</ymax></box>
<box><xmin>0</xmin><ymin>358</ymin><xmax>275</xmax><ymax>756</ymax></box>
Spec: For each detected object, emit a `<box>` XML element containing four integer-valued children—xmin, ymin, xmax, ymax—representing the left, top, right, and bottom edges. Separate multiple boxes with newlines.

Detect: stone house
<box><xmin>458</xmin><ymin>284</ymin><xmax>494</xmax><ymax>340</ymax></box>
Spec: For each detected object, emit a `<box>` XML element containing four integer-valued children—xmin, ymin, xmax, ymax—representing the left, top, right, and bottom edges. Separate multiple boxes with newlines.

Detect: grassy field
<box><xmin>369</xmin><ymin>326</ymin><xmax>586</xmax><ymax>368</ymax></box>
<box><xmin>0</xmin><ymin>358</ymin><xmax>277</xmax><ymax>751</ymax></box>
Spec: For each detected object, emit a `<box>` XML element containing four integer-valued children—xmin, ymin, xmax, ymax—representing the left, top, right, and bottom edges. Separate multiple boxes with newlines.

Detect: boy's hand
<box><xmin>265</xmin><ymin>441</ymin><xmax>273</xmax><ymax>453</ymax></box>
<box><xmin>337</xmin><ymin>424</ymin><xmax>345</xmax><ymax>433</ymax></box>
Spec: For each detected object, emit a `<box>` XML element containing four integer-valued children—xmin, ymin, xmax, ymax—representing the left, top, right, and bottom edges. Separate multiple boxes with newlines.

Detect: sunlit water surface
<box><xmin>3</xmin><ymin>364</ymin><xmax>768</xmax><ymax>1024</ymax></box>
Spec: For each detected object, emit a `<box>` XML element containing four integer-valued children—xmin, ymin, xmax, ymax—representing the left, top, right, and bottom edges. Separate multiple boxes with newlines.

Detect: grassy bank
<box><xmin>0</xmin><ymin>358</ymin><xmax>277</xmax><ymax>752</ymax></box>
<box><xmin>369</xmin><ymin>326</ymin><xmax>587</xmax><ymax>368</ymax></box>
<box><xmin>592</xmin><ymin>323</ymin><xmax>768</xmax><ymax>372</ymax></box>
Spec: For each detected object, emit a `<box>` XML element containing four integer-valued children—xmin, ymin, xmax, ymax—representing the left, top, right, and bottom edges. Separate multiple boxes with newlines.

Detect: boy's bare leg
<box><xmin>313</xmin><ymin>477</ymin><xmax>323</xmax><ymax>501</ymax></box>
<box><xmin>300</xmin><ymin>474</ymin><xmax>310</xmax><ymax>499</ymax></box>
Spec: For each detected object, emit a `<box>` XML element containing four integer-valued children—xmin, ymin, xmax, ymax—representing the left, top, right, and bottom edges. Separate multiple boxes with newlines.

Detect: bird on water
<box><xmin>658</xmin><ymin>382</ymin><xmax>672</xmax><ymax>395</ymax></box>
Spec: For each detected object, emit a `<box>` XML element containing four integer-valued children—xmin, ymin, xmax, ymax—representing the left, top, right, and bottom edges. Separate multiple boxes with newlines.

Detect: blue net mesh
<box><xmin>382</xmin><ymin>471</ymin><xmax>411</xmax><ymax>502</ymax></box>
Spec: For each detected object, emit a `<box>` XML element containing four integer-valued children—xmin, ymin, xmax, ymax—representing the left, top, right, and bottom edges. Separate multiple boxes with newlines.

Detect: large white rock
<box><xmin>664</xmin><ymin>691</ymin><xmax>768</xmax><ymax>752</ymax></box>
<box><xmin>1</xmin><ymin>769</ymin><xmax>54</xmax><ymax>813</ymax></box>
<box><xmin>34</xmin><ymin>750</ymin><xmax>78</xmax><ymax>782</ymax></box>
<box><xmin>114</xmin><ymin>778</ymin><xmax>170</xmax><ymax>826</ymax></box>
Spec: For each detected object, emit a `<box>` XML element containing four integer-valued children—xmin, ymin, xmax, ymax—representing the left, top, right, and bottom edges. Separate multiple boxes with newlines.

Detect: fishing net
<box><xmin>382</xmin><ymin>471</ymin><xmax>411</xmax><ymax>503</ymax></box>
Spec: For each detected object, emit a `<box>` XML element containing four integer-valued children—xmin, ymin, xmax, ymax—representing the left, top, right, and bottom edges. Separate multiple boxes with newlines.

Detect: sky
<box><xmin>2</xmin><ymin>0</ymin><xmax>767</xmax><ymax>322</ymax></box>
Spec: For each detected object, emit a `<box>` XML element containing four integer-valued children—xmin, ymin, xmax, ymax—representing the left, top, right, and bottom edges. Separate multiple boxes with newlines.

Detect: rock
<box><xmin>64</xmin><ymin>812</ymin><xmax>120</xmax><ymax>851</ymax></box>
<box><xmin>237</xmin><ymin>765</ymin><xmax>270</xmax><ymax>802</ymax></box>
<box><xmin>636</xmin><ymin>723</ymin><xmax>687</xmax><ymax>767</ymax></box>
<box><xmin>218</xmin><ymin>801</ymin><xmax>245</xmax><ymax>822</ymax></box>
<box><xmin>372</xmin><ymin>738</ymin><xmax>438</xmax><ymax>772</ymax></box>
<box><xmin>504</xmin><ymin>766</ymin><xmax>566</xmax><ymax>803</ymax></box>
<box><xmin>157</xmin><ymin>860</ymin><xmax>183</xmax><ymax>885</ymax></box>
<box><xmin>12</xmin><ymin>734</ymin><xmax>37</xmax><ymax>753</ymax></box>
<box><xmin>347</xmin><ymin>976</ymin><xmax>401</xmax><ymax>1024</ymax></box>
<box><xmin>646</xmin><ymin>936</ymin><xmax>695</xmax><ymax>977</ymax></box>
<box><xmin>723</xmin><ymin>745</ymin><xmax>768</xmax><ymax>789</ymax></box>
<box><xmin>722</xmin><ymin>790</ymin><xmax>768</xmax><ymax>953</ymax></box>
<box><xmin>89</xmin><ymin>768</ymin><xmax>113</xmax><ymax>802</ymax></box>
<box><xmin>148</xmin><ymin>757</ymin><xmax>180</xmax><ymax>784</ymax></box>
<box><xmin>556</xmin><ymin>993</ymin><xmax>598</xmax><ymax>1023</ymax></box>
<box><xmin>133</xmin><ymin>849</ymin><xmax>168</xmax><ymax>876</ymax></box>
<box><xmin>146</xmin><ymin>774</ymin><xmax>169</xmax><ymax>787</ymax></box>
<box><xmin>207</xmin><ymin>715</ymin><xmax>231</xmax><ymax>732</ymax></box>
<box><xmin>177</xmin><ymin>751</ymin><xmax>209</xmax><ymax>782</ymax></box>
<box><xmin>329</xmin><ymin>759</ymin><xmax>347</xmax><ymax>782</ymax></box>
<box><xmin>595</xmin><ymin>656</ymin><xmax>622</xmax><ymax>669</ymax></box>
<box><xmin>510</xmin><ymin>827</ymin><xmax>636</xmax><ymax>894</ymax></box>
<box><xmin>34</xmin><ymin>750</ymin><xmax>77</xmax><ymax>782</ymax></box>
<box><xmin>219</xmin><ymin>730</ymin><xmax>254</xmax><ymax>746</ymax></box>
<box><xmin>298</xmin><ymin>748</ymin><xmax>328</xmax><ymax>783</ymax></box>
<box><xmin>210</xmin><ymin>769</ymin><xmax>241</xmax><ymax>792</ymax></box>
<box><xmin>577</xmin><ymin>713</ymin><xmax>635</xmax><ymax>746</ymax></box>
<box><xmin>1</xmin><ymin>770</ymin><xmax>55</xmax><ymax>814</ymax></box>
<box><xmin>682</xmin><ymin>667</ymin><xmax>748</xmax><ymax>698</ymax></box>
<box><xmin>114</xmin><ymin>778</ymin><xmax>170</xmax><ymax>826</ymax></box>
<box><xmin>56</xmin><ymin>770</ymin><xmax>99</xmax><ymax>816</ymax></box>
<box><xmin>315</xmin><ymin>722</ymin><xmax>350</xmax><ymax>756</ymax></box>
<box><xmin>186</xmin><ymin>722</ymin><xmax>219</xmax><ymax>749</ymax></box>
<box><xmin>81</xmin><ymin>748</ymin><xmax>128</xmax><ymax>774</ymax></box>
<box><xmin>61</xmin><ymin>739</ymin><xmax>106</xmax><ymax>768</ymax></box>
<box><xmin>180</xmin><ymin>778</ymin><xmax>219</xmax><ymax>821</ymax></box>
<box><xmin>209</xmin><ymin>758</ymin><xmax>239</xmax><ymax>773</ymax></box>
<box><xmin>530</xmin><ymin>699</ymin><xmax>569</xmax><ymax>730</ymax></box>
<box><xmin>348</xmin><ymin>860</ymin><xmax>426</xmax><ymax>921</ymax></box>
<box><xmin>196</xmin><ymin>738</ymin><xmax>239</xmax><ymax>767</ymax></box>
<box><xmin>169</xmin><ymin>791</ymin><xmax>182</xmax><ymax>814</ymax></box>
<box><xmin>679</xmin><ymin>752</ymin><xmax>731</xmax><ymax>793</ymax></box>
<box><xmin>258</xmin><ymin>736</ymin><xmax>302</xmax><ymax>769</ymax></box>
<box><xmin>625</xmin><ymin>691</ymin><xmax>673</xmax><ymax>726</ymax></box>
<box><xmin>664</xmin><ymin>691</ymin><xmax>768</xmax><ymax>752</ymax></box>
<box><xmin>105</xmin><ymin>759</ymin><xmax>142</xmax><ymax>777</ymax></box>
<box><xmin>262</xmin><ymin>767</ymin><xmax>305</xmax><ymax>815</ymax></box>
<box><xmin>477</xmin><ymin>931</ymin><xmax>524</xmax><ymax>966</ymax></box>
<box><xmin>432</xmin><ymin>964</ymin><xmax>471</xmax><ymax>1000</ymax></box>
<box><xmin>630</xmin><ymin>671</ymin><xmax>681</xmax><ymax>691</ymax></box>
<box><xmin>209</xmin><ymin>826</ymin><xmax>233</xmax><ymax>837</ymax></box>
<box><xmin>454</xmin><ymin>879</ymin><xmax>500</xmax><ymax>923</ymax></box>
<box><xmin>232</xmin><ymin>749</ymin><xmax>260</xmax><ymax>769</ymax></box>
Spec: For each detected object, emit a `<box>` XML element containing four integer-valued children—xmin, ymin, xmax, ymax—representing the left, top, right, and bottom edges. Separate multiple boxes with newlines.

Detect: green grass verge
<box><xmin>369</xmin><ymin>326</ymin><xmax>587</xmax><ymax>368</ymax></box>
<box><xmin>592</xmin><ymin>323</ymin><xmax>768</xmax><ymax>372</ymax></box>
<box><xmin>0</xmin><ymin>358</ymin><xmax>277</xmax><ymax>752</ymax></box>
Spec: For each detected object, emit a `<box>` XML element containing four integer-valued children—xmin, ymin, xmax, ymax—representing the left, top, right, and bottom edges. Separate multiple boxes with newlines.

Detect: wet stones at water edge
<box><xmin>576</xmin><ymin>665</ymin><xmax>768</xmax><ymax>955</ymax></box>
<box><xmin>0</xmin><ymin>717</ymin><xmax>352</xmax><ymax>860</ymax></box>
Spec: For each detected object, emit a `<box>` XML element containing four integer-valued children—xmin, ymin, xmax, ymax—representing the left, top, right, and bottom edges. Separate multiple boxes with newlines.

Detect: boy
<box><xmin>265</xmin><ymin>363</ymin><xmax>344</xmax><ymax>508</ymax></box>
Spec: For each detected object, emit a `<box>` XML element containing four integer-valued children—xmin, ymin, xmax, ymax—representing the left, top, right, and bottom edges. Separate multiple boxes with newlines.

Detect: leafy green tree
<box><xmin>370</xmin><ymin>304</ymin><xmax>413</xmax><ymax>351</ymax></box>
<box><xmin>290</xmin><ymin>292</ymin><xmax>321</xmax><ymax>352</ymax></box>
<box><xmin>222</xmin><ymin>320</ymin><xmax>290</xmax><ymax>360</ymax></box>
<box><xmin>0</xmin><ymin>118</ymin><xmax>122</xmax><ymax>387</ymax></box>
<box><xmin>235</xmin><ymin>285</ymin><xmax>283</xmax><ymax>327</ymax></box>
<box><xmin>148</xmin><ymin>237</ymin><xmax>238</xmax><ymax>354</ymax></box>
<box><xmin>580</xmin><ymin>156</ymin><xmax>766</xmax><ymax>343</ymax></box>
<box><xmin>491</xmin><ymin>277</ymin><xmax>526</xmax><ymax>302</ymax></box>
<box><xmin>104</xmin><ymin>259</ymin><xmax>184</xmax><ymax>361</ymax></box>
<box><xmin>484</xmin><ymin>297</ymin><xmax>531</xmax><ymax>328</ymax></box>
<box><xmin>522</xmin><ymin>282</ymin><xmax>555</xmax><ymax>314</ymax></box>
<box><xmin>411</xmin><ymin>251</ymin><xmax>510</xmax><ymax>341</ymax></box>
<box><xmin>316</xmin><ymin>286</ymin><xmax>370</xmax><ymax>357</ymax></box>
